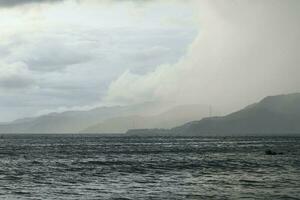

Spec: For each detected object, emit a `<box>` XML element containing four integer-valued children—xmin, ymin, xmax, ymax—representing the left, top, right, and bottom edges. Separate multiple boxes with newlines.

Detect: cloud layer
<box><xmin>0</xmin><ymin>0</ymin><xmax>63</xmax><ymax>7</ymax></box>
<box><xmin>1</xmin><ymin>0</ymin><xmax>299</xmax><ymax>122</ymax></box>
<box><xmin>0</xmin><ymin>0</ymin><xmax>197</xmax><ymax>121</ymax></box>
<box><xmin>105</xmin><ymin>0</ymin><xmax>300</xmax><ymax>114</ymax></box>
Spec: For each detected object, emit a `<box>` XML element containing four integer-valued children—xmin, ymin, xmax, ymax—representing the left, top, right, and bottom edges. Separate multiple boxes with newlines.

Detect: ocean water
<box><xmin>0</xmin><ymin>135</ymin><xmax>299</xmax><ymax>200</ymax></box>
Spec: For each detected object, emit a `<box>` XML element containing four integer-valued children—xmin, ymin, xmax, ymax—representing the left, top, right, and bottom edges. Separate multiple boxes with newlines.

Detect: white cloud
<box><xmin>0</xmin><ymin>62</ymin><xmax>35</xmax><ymax>90</ymax></box>
<box><xmin>131</xmin><ymin>46</ymin><xmax>170</xmax><ymax>63</ymax></box>
<box><xmin>0</xmin><ymin>0</ymin><xmax>197</xmax><ymax>121</ymax></box>
<box><xmin>20</xmin><ymin>35</ymin><xmax>92</xmax><ymax>72</ymax></box>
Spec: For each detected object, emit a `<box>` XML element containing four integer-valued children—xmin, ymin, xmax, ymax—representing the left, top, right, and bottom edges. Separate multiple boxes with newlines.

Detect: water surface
<box><xmin>0</xmin><ymin>135</ymin><xmax>299</xmax><ymax>199</ymax></box>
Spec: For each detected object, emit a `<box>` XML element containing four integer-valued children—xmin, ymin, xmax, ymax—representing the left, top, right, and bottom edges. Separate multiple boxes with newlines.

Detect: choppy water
<box><xmin>0</xmin><ymin>135</ymin><xmax>299</xmax><ymax>200</ymax></box>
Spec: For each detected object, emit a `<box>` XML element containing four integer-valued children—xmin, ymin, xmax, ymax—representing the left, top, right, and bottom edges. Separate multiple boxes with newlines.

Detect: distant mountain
<box><xmin>0</xmin><ymin>102</ymin><xmax>165</xmax><ymax>134</ymax></box>
<box><xmin>0</xmin><ymin>103</ymin><xmax>209</xmax><ymax>134</ymax></box>
<box><xmin>127</xmin><ymin>93</ymin><xmax>300</xmax><ymax>136</ymax></box>
<box><xmin>80</xmin><ymin>104</ymin><xmax>210</xmax><ymax>133</ymax></box>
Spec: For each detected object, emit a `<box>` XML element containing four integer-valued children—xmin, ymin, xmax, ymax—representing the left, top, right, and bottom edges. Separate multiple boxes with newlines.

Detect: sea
<box><xmin>0</xmin><ymin>134</ymin><xmax>299</xmax><ymax>200</ymax></box>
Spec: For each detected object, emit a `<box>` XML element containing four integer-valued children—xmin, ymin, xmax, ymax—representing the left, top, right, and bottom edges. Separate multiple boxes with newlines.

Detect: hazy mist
<box><xmin>0</xmin><ymin>0</ymin><xmax>299</xmax><ymax>122</ymax></box>
<box><xmin>106</xmin><ymin>0</ymin><xmax>300</xmax><ymax>115</ymax></box>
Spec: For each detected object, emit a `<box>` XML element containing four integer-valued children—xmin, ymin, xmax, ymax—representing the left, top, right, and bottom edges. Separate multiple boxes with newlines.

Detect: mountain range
<box><xmin>127</xmin><ymin>93</ymin><xmax>300</xmax><ymax>136</ymax></box>
<box><xmin>0</xmin><ymin>103</ymin><xmax>209</xmax><ymax>134</ymax></box>
<box><xmin>80</xmin><ymin>104</ymin><xmax>209</xmax><ymax>133</ymax></box>
<box><xmin>2</xmin><ymin>93</ymin><xmax>299</xmax><ymax>135</ymax></box>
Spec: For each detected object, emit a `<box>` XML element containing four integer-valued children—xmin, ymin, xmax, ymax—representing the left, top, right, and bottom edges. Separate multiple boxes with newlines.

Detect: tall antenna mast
<box><xmin>132</xmin><ymin>118</ymin><xmax>135</xmax><ymax>129</ymax></box>
<box><xmin>209</xmin><ymin>105</ymin><xmax>212</xmax><ymax>118</ymax></box>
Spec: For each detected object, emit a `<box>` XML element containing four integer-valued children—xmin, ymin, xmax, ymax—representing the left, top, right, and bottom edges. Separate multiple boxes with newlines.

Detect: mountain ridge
<box><xmin>81</xmin><ymin>104</ymin><xmax>210</xmax><ymax>133</ymax></box>
<box><xmin>0</xmin><ymin>103</ymin><xmax>208</xmax><ymax>134</ymax></box>
<box><xmin>126</xmin><ymin>93</ymin><xmax>300</xmax><ymax>136</ymax></box>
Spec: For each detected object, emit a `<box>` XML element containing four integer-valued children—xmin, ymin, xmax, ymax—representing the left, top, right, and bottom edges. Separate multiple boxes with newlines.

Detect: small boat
<box><xmin>265</xmin><ymin>149</ymin><xmax>283</xmax><ymax>155</ymax></box>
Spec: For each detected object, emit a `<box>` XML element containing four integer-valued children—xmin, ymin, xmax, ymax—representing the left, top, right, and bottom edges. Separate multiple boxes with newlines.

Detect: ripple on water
<box><xmin>0</xmin><ymin>135</ymin><xmax>299</xmax><ymax>200</ymax></box>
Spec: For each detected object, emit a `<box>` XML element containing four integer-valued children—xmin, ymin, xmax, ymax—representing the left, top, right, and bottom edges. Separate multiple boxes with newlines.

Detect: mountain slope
<box><xmin>0</xmin><ymin>102</ymin><xmax>163</xmax><ymax>133</ymax></box>
<box><xmin>171</xmin><ymin>93</ymin><xmax>300</xmax><ymax>136</ymax></box>
<box><xmin>126</xmin><ymin>93</ymin><xmax>300</xmax><ymax>136</ymax></box>
<box><xmin>81</xmin><ymin>104</ymin><xmax>210</xmax><ymax>133</ymax></box>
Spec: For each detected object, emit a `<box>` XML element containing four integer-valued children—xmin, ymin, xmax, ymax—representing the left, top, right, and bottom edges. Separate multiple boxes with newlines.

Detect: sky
<box><xmin>0</xmin><ymin>0</ymin><xmax>299</xmax><ymax>122</ymax></box>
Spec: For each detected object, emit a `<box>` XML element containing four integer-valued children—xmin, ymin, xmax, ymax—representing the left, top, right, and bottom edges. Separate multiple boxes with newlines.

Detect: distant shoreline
<box><xmin>1</xmin><ymin>133</ymin><xmax>300</xmax><ymax>138</ymax></box>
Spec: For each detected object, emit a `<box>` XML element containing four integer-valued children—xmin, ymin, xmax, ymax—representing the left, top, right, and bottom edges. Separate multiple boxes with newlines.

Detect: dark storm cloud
<box><xmin>0</xmin><ymin>0</ymin><xmax>155</xmax><ymax>7</ymax></box>
<box><xmin>0</xmin><ymin>0</ymin><xmax>196</xmax><ymax>121</ymax></box>
<box><xmin>6</xmin><ymin>33</ymin><xmax>94</xmax><ymax>72</ymax></box>
<box><xmin>0</xmin><ymin>0</ymin><xmax>64</xmax><ymax>7</ymax></box>
<box><xmin>25</xmin><ymin>42</ymin><xmax>92</xmax><ymax>72</ymax></box>
<box><xmin>0</xmin><ymin>75</ymin><xmax>35</xmax><ymax>90</ymax></box>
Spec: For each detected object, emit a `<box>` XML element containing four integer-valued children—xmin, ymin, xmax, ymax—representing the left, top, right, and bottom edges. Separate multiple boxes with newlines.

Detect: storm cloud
<box><xmin>105</xmin><ymin>0</ymin><xmax>300</xmax><ymax>114</ymax></box>
<box><xmin>0</xmin><ymin>0</ymin><xmax>196</xmax><ymax>121</ymax></box>
<box><xmin>0</xmin><ymin>0</ymin><xmax>155</xmax><ymax>8</ymax></box>
<box><xmin>0</xmin><ymin>0</ymin><xmax>63</xmax><ymax>7</ymax></box>
<box><xmin>0</xmin><ymin>62</ymin><xmax>35</xmax><ymax>90</ymax></box>
<box><xmin>1</xmin><ymin>0</ymin><xmax>299</xmax><ymax>122</ymax></box>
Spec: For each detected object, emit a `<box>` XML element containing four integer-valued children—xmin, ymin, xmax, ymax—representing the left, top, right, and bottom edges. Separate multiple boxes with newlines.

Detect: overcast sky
<box><xmin>0</xmin><ymin>0</ymin><xmax>299</xmax><ymax>122</ymax></box>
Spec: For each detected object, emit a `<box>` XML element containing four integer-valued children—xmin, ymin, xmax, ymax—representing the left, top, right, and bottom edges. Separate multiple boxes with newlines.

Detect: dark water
<box><xmin>0</xmin><ymin>135</ymin><xmax>299</xmax><ymax>200</ymax></box>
